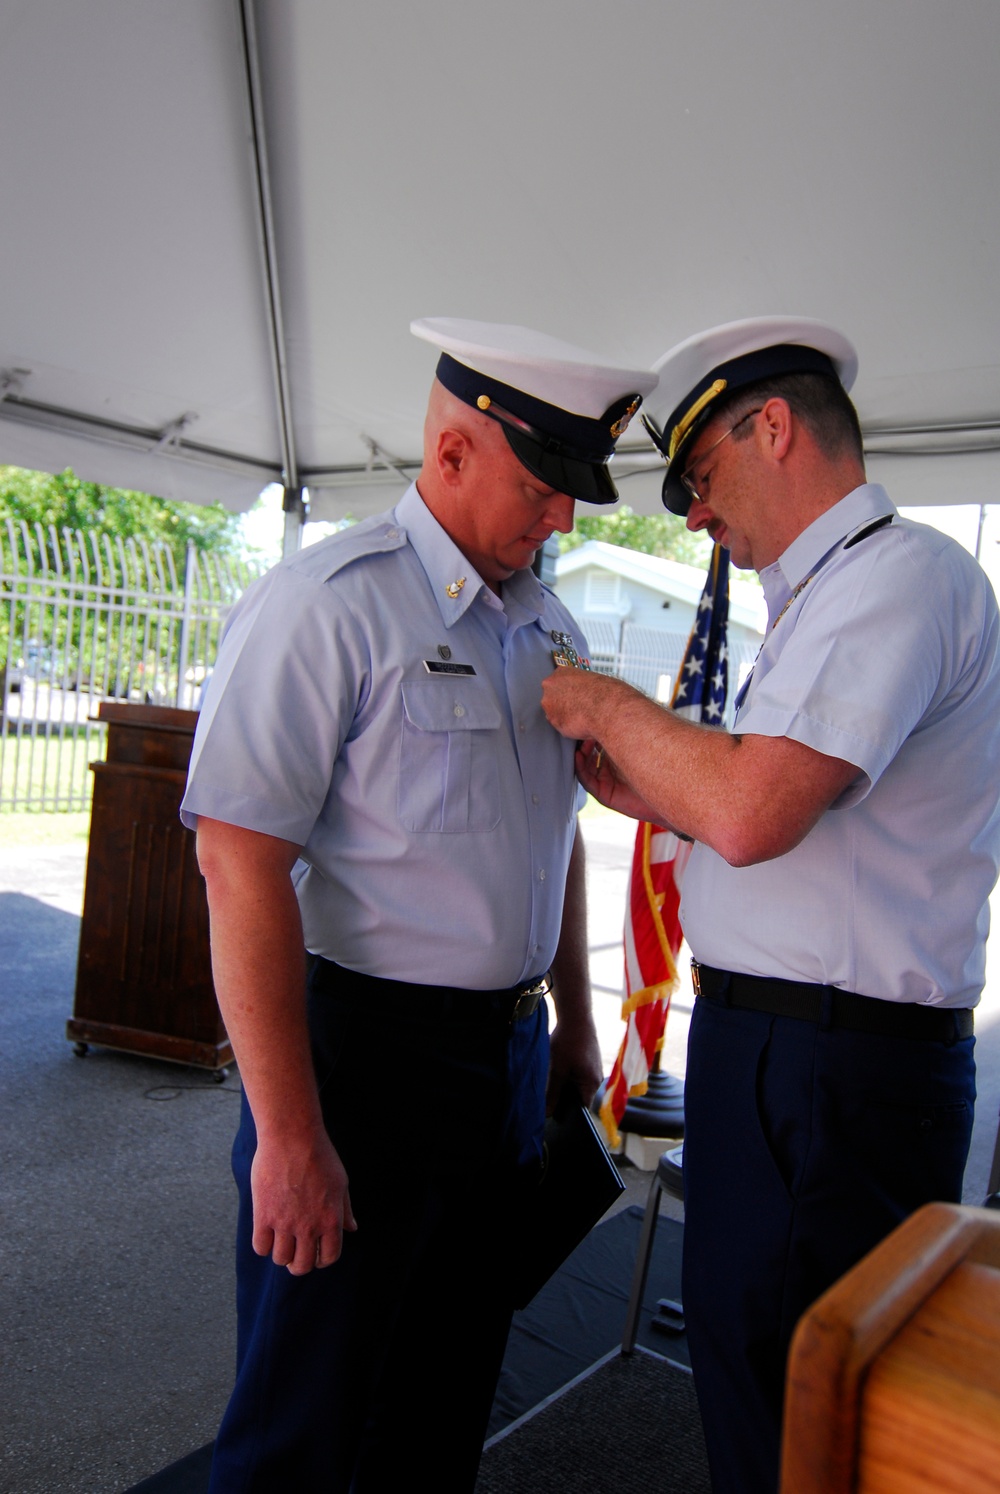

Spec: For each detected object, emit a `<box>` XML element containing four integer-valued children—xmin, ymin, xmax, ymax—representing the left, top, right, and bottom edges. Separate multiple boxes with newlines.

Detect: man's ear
<box><xmin>758</xmin><ymin>397</ymin><xmax>793</xmax><ymax>463</ymax></box>
<box><xmin>435</xmin><ymin>426</ymin><xmax>469</xmax><ymax>487</ymax></box>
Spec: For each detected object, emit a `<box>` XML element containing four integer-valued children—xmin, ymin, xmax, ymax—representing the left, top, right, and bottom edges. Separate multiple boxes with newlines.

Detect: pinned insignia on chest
<box><xmin>550</xmin><ymin>631</ymin><xmax>591</xmax><ymax>671</ymax></box>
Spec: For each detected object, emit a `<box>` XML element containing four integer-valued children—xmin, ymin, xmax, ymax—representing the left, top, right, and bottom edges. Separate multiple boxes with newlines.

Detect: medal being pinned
<box><xmin>550</xmin><ymin>630</ymin><xmax>591</xmax><ymax>671</ymax></box>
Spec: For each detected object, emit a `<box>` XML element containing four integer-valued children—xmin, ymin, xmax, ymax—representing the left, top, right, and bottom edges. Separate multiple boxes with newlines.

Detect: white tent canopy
<box><xmin>1</xmin><ymin>0</ymin><xmax>997</xmax><ymax>525</ymax></box>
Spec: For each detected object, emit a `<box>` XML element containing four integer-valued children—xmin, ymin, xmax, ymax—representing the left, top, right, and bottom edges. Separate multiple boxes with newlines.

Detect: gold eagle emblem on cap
<box><xmin>610</xmin><ymin>397</ymin><xmax>641</xmax><ymax>439</ymax></box>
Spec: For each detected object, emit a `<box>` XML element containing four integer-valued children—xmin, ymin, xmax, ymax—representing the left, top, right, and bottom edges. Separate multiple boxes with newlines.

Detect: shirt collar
<box><xmin>775</xmin><ymin>483</ymin><xmax>897</xmax><ymax>592</ymax></box>
<box><xmin>394</xmin><ymin>484</ymin><xmax>545</xmax><ymax>628</ymax></box>
<box><xmin>757</xmin><ymin>484</ymin><xmax>896</xmax><ymax>628</ymax></box>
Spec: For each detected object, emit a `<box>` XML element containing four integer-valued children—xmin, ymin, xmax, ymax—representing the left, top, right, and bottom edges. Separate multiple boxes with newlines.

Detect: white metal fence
<box><xmin>1</xmin><ymin>525</ymin><xmax>760</xmax><ymax>815</ymax></box>
<box><xmin>579</xmin><ymin>614</ymin><xmax>759</xmax><ymax>724</ymax></box>
<box><xmin>0</xmin><ymin>520</ymin><xmax>264</xmax><ymax>812</ymax></box>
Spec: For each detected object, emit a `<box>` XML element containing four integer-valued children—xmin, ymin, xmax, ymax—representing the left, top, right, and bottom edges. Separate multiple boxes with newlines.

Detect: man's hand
<box><xmin>250</xmin><ymin>1128</ymin><xmax>357</xmax><ymax>1274</ymax></box>
<box><xmin>547</xmin><ymin>1011</ymin><xmax>604</xmax><ymax>1115</ymax></box>
<box><xmin>541</xmin><ymin>667</ymin><xmax>626</xmax><ymax>742</ymax></box>
<box><xmin>574</xmin><ymin>739</ymin><xmax>669</xmax><ymax>825</ymax></box>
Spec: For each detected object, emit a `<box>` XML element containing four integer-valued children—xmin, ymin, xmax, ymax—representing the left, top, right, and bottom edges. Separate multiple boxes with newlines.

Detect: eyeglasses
<box><xmin>680</xmin><ymin>408</ymin><xmax>762</xmax><ymax>505</ymax></box>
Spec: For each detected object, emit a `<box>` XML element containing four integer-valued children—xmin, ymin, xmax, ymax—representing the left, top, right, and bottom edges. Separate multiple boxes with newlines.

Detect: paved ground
<box><xmin>1</xmin><ymin>812</ymin><xmax>998</xmax><ymax>1492</ymax></box>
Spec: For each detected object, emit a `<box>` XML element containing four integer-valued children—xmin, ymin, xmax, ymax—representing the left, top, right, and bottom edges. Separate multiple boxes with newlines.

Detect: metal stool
<box><xmin>621</xmin><ymin>1143</ymin><xmax>685</xmax><ymax>1354</ymax></box>
<box><xmin>985</xmin><ymin>1108</ymin><xmax>1000</xmax><ymax>1211</ymax></box>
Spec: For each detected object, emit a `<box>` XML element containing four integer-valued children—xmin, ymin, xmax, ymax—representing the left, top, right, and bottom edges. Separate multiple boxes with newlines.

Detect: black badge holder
<box><xmin>511</xmin><ymin>1086</ymin><xmax>626</xmax><ymax>1310</ymax></box>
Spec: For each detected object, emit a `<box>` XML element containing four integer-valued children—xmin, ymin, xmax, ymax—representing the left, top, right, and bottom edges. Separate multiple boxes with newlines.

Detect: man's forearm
<box><xmin>197</xmin><ymin>819</ymin><xmax>321</xmax><ymax>1140</ymax></box>
<box><xmin>543</xmin><ymin>672</ymin><xmax>859</xmax><ymax>866</ymax></box>
<box><xmin>196</xmin><ymin>817</ymin><xmax>356</xmax><ymax>1271</ymax></box>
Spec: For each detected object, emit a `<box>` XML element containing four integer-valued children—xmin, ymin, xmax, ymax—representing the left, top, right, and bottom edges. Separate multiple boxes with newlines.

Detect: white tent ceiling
<box><xmin>1</xmin><ymin>0</ymin><xmax>998</xmax><ymax>525</ymax></box>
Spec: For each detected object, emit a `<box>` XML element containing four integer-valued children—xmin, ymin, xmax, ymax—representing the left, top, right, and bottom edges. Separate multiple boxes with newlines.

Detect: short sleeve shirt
<box><xmin>181</xmin><ymin>485</ymin><xmax>586</xmax><ymax>989</ymax></box>
<box><xmin>680</xmin><ymin>485</ymin><xmax>1000</xmax><ymax>1006</ymax></box>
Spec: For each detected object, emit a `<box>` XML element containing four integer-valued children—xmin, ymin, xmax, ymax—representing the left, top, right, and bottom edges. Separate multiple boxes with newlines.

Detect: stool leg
<box><xmin>621</xmin><ymin>1173</ymin><xmax>664</xmax><ymax>1355</ymax></box>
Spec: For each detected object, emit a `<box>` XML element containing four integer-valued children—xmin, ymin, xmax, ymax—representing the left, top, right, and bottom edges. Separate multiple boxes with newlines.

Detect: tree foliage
<box><xmin>560</xmin><ymin>505</ymin><xmax>712</xmax><ymax>568</ymax></box>
<box><xmin>0</xmin><ymin>466</ymin><xmax>245</xmax><ymax>572</ymax></box>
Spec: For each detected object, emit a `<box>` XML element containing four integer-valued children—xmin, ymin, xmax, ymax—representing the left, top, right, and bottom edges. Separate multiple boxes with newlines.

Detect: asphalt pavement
<box><xmin>1</xmin><ymin>814</ymin><xmax>998</xmax><ymax>1493</ymax></box>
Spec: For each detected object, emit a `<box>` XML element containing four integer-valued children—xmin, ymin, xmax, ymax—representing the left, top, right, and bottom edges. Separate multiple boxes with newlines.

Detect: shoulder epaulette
<box><xmin>285</xmin><ymin>516</ymin><xmax>409</xmax><ymax>583</ymax></box>
<box><xmin>844</xmin><ymin>514</ymin><xmax>893</xmax><ymax>550</ymax></box>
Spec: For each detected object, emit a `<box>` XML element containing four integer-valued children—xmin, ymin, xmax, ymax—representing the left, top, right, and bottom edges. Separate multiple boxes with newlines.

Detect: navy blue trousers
<box><xmin>209</xmin><ymin>962</ymin><xmax>550</xmax><ymax>1493</ymax></box>
<box><xmin>682</xmin><ymin>995</ymin><xmax>975</xmax><ymax>1494</ymax></box>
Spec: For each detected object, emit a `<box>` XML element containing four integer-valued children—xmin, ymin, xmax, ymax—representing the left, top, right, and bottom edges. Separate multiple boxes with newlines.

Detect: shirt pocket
<box><xmin>397</xmin><ymin>679</ymin><xmax>503</xmax><ymax>832</ymax></box>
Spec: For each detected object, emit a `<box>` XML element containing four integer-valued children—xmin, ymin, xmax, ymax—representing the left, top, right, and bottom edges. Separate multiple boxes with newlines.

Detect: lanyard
<box><xmin>732</xmin><ymin>514</ymin><xmax>893</xmax><ymax>718</ymax></box>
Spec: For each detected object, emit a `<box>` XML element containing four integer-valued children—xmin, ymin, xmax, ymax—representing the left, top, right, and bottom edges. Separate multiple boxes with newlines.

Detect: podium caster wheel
<box><xmin>212</xmin><ymin>1066</ymin><xmax>229</xmax><ymax>1084</ymax></box>
<box><xmin>73</xmin><ymin>1042</ymin><xmax>90</xmax><ymax>1058</ymax></box>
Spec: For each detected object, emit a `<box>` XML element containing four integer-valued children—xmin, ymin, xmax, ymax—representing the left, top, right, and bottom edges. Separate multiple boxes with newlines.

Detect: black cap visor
<box><xmin>662</xmin><ymin>470</ymin><xmax>694</xmax><ymax>518</ymax></box>
<box><xmin>502</xmin><ymin>425</ymin><xmax>619</xmax><ymax>505</ymax></box>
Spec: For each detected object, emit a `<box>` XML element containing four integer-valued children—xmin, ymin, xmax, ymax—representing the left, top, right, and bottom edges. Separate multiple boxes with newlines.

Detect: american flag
<box><xmin>598</xmin><ymin>545</ymin><xmax>730</xmax><ymax>1148</ymax></box>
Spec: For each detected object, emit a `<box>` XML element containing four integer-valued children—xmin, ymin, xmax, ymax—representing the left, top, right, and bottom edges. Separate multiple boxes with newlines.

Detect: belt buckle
<box><xmin>512</xmin><ymin>972</ymin><xmax>551</xmax><ymax>1023</ymax></box>
<box><xmin>691</xmin><ymin>961</ymin><xmax>702</xmax><ymax>997</ymax></box>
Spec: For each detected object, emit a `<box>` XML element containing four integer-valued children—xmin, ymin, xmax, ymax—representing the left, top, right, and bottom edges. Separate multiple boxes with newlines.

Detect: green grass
<box><xmin>0</xmin><ymin>727</ymin><xmax>98</xmax><ymax>817</ymax></box>
<box><xmin>0</xmin><ymin>809</ymin><xmax>91</xmax><ymax>847</ymax></box>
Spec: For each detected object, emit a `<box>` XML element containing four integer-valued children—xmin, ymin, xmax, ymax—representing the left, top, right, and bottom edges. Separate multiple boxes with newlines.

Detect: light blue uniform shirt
<box><xmin>181</xmin><ymin>484</ymin><xmax>584</xmax><ymax>989</ymax></box>
<box><xmin>681</xmin><ymin>484</ymin><xmax>1000</xmax><ymax>1007</ymax></box>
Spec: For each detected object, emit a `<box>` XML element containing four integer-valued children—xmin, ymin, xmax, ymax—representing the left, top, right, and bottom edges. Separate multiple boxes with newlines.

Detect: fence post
<box><xmin>176</xmin><ymin>542</ymin><xmax>197</xmax><ymax>710</ymax></box>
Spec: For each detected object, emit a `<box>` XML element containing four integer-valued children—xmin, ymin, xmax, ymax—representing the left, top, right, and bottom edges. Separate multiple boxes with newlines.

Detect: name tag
<box><xmin>423</xmin><ymin>660</ymin><xmax>477</xmax><ymax>676</ymax></box>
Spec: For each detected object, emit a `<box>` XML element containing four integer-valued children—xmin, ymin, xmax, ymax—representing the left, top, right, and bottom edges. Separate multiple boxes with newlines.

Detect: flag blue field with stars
<box><xmin>670</xmin><ymin>545</ymin><xmax>730</xmax><ymax>723</ymax></box>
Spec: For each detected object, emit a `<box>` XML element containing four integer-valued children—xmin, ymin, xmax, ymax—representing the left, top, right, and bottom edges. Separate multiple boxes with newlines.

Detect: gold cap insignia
<box><xmin>610</xmin><ymin>397</ymin><xmax>640</xmax><ymax>440</ymax></box>
<box><xmin>445</xmin><ymin>577</ymin><xmax>466</xmax><ymax>599</ymax></box>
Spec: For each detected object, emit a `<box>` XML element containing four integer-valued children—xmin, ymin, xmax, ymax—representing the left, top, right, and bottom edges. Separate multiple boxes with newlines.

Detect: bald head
<box><xmin>414</xmin><ymin>376</ymin><xmax>576</xmax><ymax>593</ymax></box>
<box><xmin>419</xmin><ymin>379</ymin><xmax>505</xmax><ymax>494</ymax></box>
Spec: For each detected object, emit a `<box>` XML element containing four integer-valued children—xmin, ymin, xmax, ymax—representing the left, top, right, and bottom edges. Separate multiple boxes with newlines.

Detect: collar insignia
<box><xmin>445</xmin><ymin>577</ymin><xmax>466</xmax><ymax>599</ymax></box>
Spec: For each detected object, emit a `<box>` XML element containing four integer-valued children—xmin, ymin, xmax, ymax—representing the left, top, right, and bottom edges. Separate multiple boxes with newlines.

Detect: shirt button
<box><xmin>518</xmin><ymin>721</ymin><xmax>527</xmax><ymax>732</ymax></box>
<box><xmin>385</xmin><ymin>528</ymin><xmax>398</xmax><ymax>539</ymax></box>
<box><xmin>532</xmin><ymin>793</ymin><xmax>540</xmax><ymax>805</ymax></box>
<box><xmin>538</xmin><ymin>868</ymin><xmax>546</xmax><ymax>882</ymax></box>
<box><xmin>453</xmin><ymin>704</ymin><xmax>466</xmax><ymax>718</ymax></box>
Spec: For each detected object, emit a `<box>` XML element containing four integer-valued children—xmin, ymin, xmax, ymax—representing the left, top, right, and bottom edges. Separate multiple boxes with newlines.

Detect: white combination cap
<box><xmin>412</xmin><ymin>317</ymin><xmax>658</xmax><ymax>504</ymax></box>
<box><xmin>642</xmin><ymin>316</ymin><xmax>859</xmax><ymax>515</ymax></box>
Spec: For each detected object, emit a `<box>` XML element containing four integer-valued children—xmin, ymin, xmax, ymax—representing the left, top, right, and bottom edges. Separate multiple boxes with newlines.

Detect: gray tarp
<box><xmin>1</xmin><ymin>0</ymin><xmax>997</xmax><ymax>520</ymax></box>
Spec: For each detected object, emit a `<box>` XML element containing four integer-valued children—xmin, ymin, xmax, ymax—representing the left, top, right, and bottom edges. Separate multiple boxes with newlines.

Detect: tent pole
<box><xmin>237</xmin><ymin>0</ymin><xmax>300</xmax><ymax>504</ymax></box>
<box><xmin>282</xmin><ymin>486</ymin><xmax>306</xmax><ymax>558</ymax></box>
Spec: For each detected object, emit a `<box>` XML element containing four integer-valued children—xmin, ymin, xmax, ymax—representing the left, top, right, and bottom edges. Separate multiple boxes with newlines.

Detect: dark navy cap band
<box><xmin>436</xmin><ymin>354</ymin><xmax>629</xmax><ymax>459</ymax></box>
<box><xmin>435</xmin><ymin>352</ymin><xmax>642</xmax><ymax>504</ymax></box>
<box><xmin>660</xmin><ymin>345</ymin><xmax>839</xmax><ymax>461</ymax></box>
<box><xmin>651</xmin><ymin>344</ymin><xmax>840</xmax><ymax>516</ymax></box>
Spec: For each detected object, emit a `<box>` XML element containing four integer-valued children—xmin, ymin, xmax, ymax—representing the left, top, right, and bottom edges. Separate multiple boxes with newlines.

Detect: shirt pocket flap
<box><xmin>400</xmin><ymin>679</ymin><xmax>502</xmax><ymax>733</ymax></box>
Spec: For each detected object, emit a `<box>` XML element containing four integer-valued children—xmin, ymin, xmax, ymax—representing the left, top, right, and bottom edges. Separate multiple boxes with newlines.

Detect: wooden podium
<box><xmin>782</xmin><ymin>1202</ymin><xmax>1000</xmax><ymax>1493</ymax></box>
<box><xmin>67</xmin><ymin>701</ymin><xmax>232</xmax><ymax>1075</ymax></box>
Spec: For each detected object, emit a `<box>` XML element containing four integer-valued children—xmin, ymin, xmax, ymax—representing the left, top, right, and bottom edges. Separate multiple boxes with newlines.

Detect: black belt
<box><xmin>308</xmin><ymin>956</ymin><xmax>551</xmax><ymax>1026</ymax></box>
<box><xmin>691</xmin><ymin>962</ymin><xmax>973</xmax><ymax>1044</ymax></box>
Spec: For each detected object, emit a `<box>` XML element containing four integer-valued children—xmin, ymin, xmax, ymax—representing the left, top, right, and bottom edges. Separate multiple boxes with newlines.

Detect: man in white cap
<box><xmin>541</xmin><ymin>317</ymin><xmax>1000</xmax><ymax>1493</ymax></box>
<box><xmin>181</xmin><ymin>318</ymin><xmax>656</xmax><ymax>1491</ymax></box>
